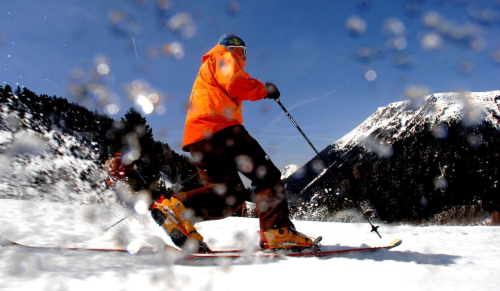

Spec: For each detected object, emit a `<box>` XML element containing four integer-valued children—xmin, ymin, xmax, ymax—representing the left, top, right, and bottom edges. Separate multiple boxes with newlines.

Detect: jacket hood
<box><xmin>202</xmin><ymin>44</ymin><xmax>246</xmax><ymax>67</ymax></box>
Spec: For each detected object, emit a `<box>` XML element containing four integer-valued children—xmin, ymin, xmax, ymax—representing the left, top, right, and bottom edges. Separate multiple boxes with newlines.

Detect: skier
<box><xmin>151</xmin><ymin>33</ymin><xmax>318</xmax><ymax>252</ymax></box>
<box><xmin>104</xmin><ymin>153</ymin><xmax>130</xmax><ymax>187</ymax></box>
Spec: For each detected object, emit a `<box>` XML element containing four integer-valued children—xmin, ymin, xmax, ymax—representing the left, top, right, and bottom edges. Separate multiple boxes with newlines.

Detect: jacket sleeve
<box><xmin>213</xmin><ymin>52</ymin><xmax>268</xmax><ymax>101</ymax></box>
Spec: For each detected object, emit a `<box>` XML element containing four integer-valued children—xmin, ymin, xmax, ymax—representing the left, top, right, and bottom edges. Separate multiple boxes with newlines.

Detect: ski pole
<box><xmin>133</xmin><ymin>165</ymin><xmax>148</xmax><ymax>184</ymax></box>
<box><xmin>274</xmin><ymin>98</ymin><xmax>382</xmax><ymax>238</ymax></box>
<box><xmin>103</xmin><ymin>166</ymin><xmax>147</xmax><ymax>232</ymax></box>
<box><xmin>105</xmin><ymin>214</ymin><xmax>133</xmax><ymax>231</ymax></box>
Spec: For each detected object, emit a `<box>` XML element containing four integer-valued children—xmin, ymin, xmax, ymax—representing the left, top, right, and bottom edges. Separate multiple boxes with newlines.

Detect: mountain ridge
<box><xmin>285</xmin><ymin>90</ymin><xmax>500</xmax><ymax>223</ymax></box>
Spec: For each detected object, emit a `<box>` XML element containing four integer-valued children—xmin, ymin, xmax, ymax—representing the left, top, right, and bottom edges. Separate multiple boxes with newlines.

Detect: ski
<box><xmin>185</xmin><ymin>238</ymin><xmax>402</xmax><ymax>260</ymax></box>
<box><xmin>2</xmin><ymin>239</ymin><xmax>157</xmax><ymax>254</ymax></box>
<box><xmin>2</xmin><ymin>237</ymin><xmax>402</xmax><ymax>260</ymax></box>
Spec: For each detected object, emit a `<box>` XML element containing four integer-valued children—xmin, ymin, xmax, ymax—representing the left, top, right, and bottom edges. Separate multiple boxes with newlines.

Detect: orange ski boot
<box><xmin>151</xmin><ymin>196</ymin><xmax>210</xmax><ymax>252</ymax></box>
<box><xmin>259</xmin><ymin>224</ymin><xmax>322</xmax><ymax>252</ymax></box>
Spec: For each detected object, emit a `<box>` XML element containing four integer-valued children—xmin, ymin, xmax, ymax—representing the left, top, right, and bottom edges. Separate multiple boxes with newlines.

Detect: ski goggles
<box><xmin>228</xmin><ymin>45</ymin><xmax>246</xmax><ymax>56</ymax></box>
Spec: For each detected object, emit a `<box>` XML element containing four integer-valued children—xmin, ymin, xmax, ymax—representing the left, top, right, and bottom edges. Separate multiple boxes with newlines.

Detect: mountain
<box><xmin>280</xmin><ymin>164</ymin><xmax>300</xmax><ymax>179</ymax></box>
<box><xmin>284</xmin><ymin>90</ymin><xmax>500</xmax><ymax>223</ymax></box>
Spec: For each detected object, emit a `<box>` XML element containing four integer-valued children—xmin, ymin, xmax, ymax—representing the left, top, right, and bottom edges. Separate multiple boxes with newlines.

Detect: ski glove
<box><xmin>265</xmin><ymin>82</ymin><xmax>280</xmax><ymax>100</ymax></box>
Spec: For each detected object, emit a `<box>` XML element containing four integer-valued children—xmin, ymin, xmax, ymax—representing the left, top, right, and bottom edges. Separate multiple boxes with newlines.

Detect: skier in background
<box><xmin>104</xmin><ymin>153</ymin><xmax>130</xmax><ymax>187</ymax></box>
<box><xmin>104</xmin><ymin>152</ymin><xmax>149</xmax><ymax>191</ymax></box>
<box><xmin>151</xmin><ymin>33</ymin><xmax>320</xmax><ymax>252</ymax></box>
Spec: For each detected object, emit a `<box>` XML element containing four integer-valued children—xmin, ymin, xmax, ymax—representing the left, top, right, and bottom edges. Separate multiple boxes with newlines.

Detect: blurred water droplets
<box><xmin>404</xmin><ymin>85</ymin><xmax>429</xmax><ymax>109</ymax></box>
<box><xmin>125</xmin><ymin>80</ymin><xmax>167</xmax><ymax>115</ymax></box>
<box><xmin>383</xmin><ymin>18</ymin><xmax>406</xmax><ymax>37</ymax></box>
<box><xmin>8</xmin><ymin>254</ymin><xmax>41</xmax><ymax>277</ymax></box>
<box><xmin>107</xmin><ymin>9</ymin><xmax>140</xmax><ymax>37</ymax></box>
<box><xmin>162</xmin><ymin>42</ymin><xmax>185</xmax><ymax>60</ymax></box>
<box><xmin>68</xmin><ymin>55</ymin><xmax>119</xmax><ymax>114</ymax></box>
<box><xmin>359</xmin><ymin>136</ymin><xmax>393</xmax><ymax>157</ymax></box>
<box><xmin>345</xmin><ymin>15</ymin><xmax>367</xmax><ymax>37</ymax></box>
<box><xmin>470</xmin><ymin>37</ymin><xmax>487</xmax><ymax>51</ymax></box>
<box><xmin>311</xmin><ymin>159</ymin><xmax>325</xmax><ymax>175</ymax></box>
<box><xmin>134</xmin><ymin>190</ymin><xmax>152</xmax><ymax>215</ymax></box>
<box><xmin>236</xmin><ymin>155</ymin><xmax>254</xmax><ymax>174</ymax></box>
<box><xmin>468</xmin><ymin>5</ymin><xmax>500</xmax><ymax>25</ymax></box>
<box><xmin>228</xmin><ymin>1</ymin><xmax>241</xmax><ymax>15</ymax></box>
<box><xmin>112</xmin><ymin>228</ymin><xmax>134</xmax><ymax>249</ymax></box>
<box><xmin>392</xmin><ymin>51</ymin><xmax>414</xmax><ymax>68</ymax></box>
<box><xmin>491</xmin><ymin>49</ymin><xmax>500</xmax><ymax>63</ymax></box>
<box><xmin>432</xmin><ymin>124</ymin><xmax>448</xmax><ymax>139</ymax></box>
<box><xmin>423</xmin><ymin>10</ymin><xmax>486</xmax><ymax>51</ymax></box>
<box><xmin>168</xmin><ymin>13</ymin><xmax>197</xmax><ymax>39</ymax></box>
<box><xmin>156</xmin><ymin>0</ymin><xmax>170</xmax><ymax>11</ymax></box>
<box><xmin>0</xmin><ymin>130</ymin><xmax>46</xmax><ymax>175</ymax></box>
<box><xmin>433</xmin><ymin>176</ymin><xmax>448</xmax><ymax>190</ymax></box>
<box><xmin>364</xmin><ymin>69</ymin><xmax>377</xmax><ymax>81</ymax></box>
<box><xmin>421</xmin><ymin>32</ymin><xmax>444</xmax><ymax>50</ymax></box>
<box><xmin>123</xmin><ymin>133</ymin><xmax>142</xmax><ymax>164</ymax></box>
<box><xmin>355</xmin><ymin>46</ymin><xmax>384</xmax><ymax>63</ymax></box>
<box><xmin>126</xmin><ymin>240</ymin><xmax>142</xmax><ymax>254</ymax></box>
<box><xmin>94</xmin><ymin>55</ymin><xmax>111</xmax><ymax>75</ymax></box>
<box><xmin>462</xmin><ymin>98</ymin><xmax>484</xmax><ymax>125</ymax></box>
<box><xmin>424</xmin><ymin>11</ymin><xmax>441</xmax><ymax>28</ymax></box>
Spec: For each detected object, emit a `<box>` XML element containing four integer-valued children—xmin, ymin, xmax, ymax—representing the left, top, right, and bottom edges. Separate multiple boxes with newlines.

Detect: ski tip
<box><xmin>0</xmin><ymin>236</ymin><xmax>16</xmax><ymax>247</ymax></box>
<box><xmin>389</xmin><ymin>238</ymin><xmax>402</xmax><ymax>248</ymax></box>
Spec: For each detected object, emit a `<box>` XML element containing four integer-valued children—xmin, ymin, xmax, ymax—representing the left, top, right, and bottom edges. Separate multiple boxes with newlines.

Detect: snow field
<box><xmin>0</xmin><ymin>199</ymin><xmax>499</xmax><ymax>291</ymax></box>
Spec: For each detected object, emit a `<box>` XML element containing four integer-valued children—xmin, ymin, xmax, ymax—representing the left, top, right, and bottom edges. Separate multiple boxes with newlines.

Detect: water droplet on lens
<box><xmin>345</xmin><ymin>15</ymin><xmax>367</xmax><ymax>37</ymax></box>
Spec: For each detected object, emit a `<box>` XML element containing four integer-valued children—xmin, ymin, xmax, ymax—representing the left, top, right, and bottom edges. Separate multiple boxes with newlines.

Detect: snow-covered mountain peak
<box><xmin>281</xmin><ymin>164</ymin><xmax>300</xmax><ymax>179</ymax></box>
<box><xmin>331</xmin><ymin>90</ymin><xmax>500</xmax><ymax>154</ymax></box>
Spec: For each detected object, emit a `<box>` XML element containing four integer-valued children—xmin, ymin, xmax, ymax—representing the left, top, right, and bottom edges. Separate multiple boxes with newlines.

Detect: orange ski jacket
<box><xmin>182</xmin><ymin>44</ymin><xmax>268</xmax><ymax>151</ymax></box>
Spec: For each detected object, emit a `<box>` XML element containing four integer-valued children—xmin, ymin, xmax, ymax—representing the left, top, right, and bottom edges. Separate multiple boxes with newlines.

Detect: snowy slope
<box><xmin>0</xmin><ymin>108</ymin><xmax>117</xmax><ymax>204</ymax></box>
<box><xmin>0</xmin><ymin>199</ymin><xmax>499</xmax><ymax>291</ymax></box>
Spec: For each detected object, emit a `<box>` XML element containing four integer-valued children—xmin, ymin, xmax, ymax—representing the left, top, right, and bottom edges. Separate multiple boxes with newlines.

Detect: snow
<box><xmin>1</xmin><ymin>199</ymin><xmax>499</xmax><ymax>291</ymax></box>
<box><xmin>0</xmin><ymin>116</ymin><xmax>111</xmax><ymax>203</ymax></box>
<box><xmin>280</xmin><ymin>164</ymin><xmax>300</xmax><ymax>179</ymax></box>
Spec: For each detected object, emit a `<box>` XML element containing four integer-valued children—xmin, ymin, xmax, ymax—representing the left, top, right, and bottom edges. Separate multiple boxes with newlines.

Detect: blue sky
<box><xmin>1</xmin><ymin>0</ymin><xmax>500</xmax><ymax>170</ymax></box>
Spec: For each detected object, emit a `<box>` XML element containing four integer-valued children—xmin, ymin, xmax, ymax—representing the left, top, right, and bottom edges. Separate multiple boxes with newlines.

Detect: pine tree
<box><xmin>120</xmin><ymin>107</ymin><xmax>159</xmax><ymax>191</ymax></box>
<box><xmin>0</xmin><ymin>86</ymin><xmax>4</xmax><ymax>103</ymax></box>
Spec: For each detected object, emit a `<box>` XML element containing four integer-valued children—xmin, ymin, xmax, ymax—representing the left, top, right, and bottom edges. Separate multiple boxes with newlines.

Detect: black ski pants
<box><xmin>173</xmin><ymin>125</ymin><xmax>291</xmax><ymax>231</ymax></box>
